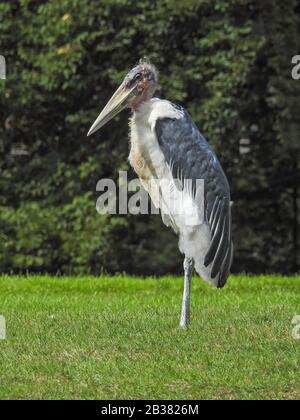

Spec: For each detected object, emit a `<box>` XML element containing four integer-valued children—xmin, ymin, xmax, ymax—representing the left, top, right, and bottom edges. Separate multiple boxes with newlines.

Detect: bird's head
<box><xmin>87</xmin><ymin>60</ymin><xmax>158</xmax><ymax>136</ymax></box>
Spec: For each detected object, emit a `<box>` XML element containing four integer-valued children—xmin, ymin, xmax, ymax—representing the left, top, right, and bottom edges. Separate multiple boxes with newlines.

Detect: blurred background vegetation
<box><xmin>0</xmin><ymin>0</ymin><xmax>299</xmax><ymax>276</ymax></box>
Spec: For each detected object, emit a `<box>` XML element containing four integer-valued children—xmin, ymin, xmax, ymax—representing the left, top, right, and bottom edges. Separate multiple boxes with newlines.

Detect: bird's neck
<box><xmin>130</xmin><ymin>89</ymin><xmax>155</xmax><ymax>111</ymax></box>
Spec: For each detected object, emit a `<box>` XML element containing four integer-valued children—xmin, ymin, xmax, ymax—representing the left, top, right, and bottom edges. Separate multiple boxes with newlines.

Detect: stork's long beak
<box><xmin>87</xmin><ymin>82</ymin><xmax>136</xmax><ymax>136</ymax></box>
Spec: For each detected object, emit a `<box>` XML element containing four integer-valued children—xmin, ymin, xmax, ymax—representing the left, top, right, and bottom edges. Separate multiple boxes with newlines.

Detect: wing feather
<box><xmin>211</xmin><ymin>210</ymin><xmax>229</xmax><ymax>279</ymax></box>
<box><xmin>208</xmin><ymin>197</ymin><xmax>218</xmax><ymax>225</ymax></box>
<box><xmin>155</xmin><ymin>104</ymin><xmax>233</xmax><ymax>286</ymax></box>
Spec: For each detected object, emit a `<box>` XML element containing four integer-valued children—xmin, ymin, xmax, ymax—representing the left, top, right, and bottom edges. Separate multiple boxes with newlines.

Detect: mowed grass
<box><xmin>0</xmin><ymin>275</ymin><xmax>300</xmax><ymax>400</ymax></box>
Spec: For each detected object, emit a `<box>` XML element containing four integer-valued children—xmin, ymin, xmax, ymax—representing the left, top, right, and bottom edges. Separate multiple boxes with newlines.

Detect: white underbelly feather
<box><xmin>145</xmin><ymin>170</ymin><xmax>214</xmax><ymax>284</ymax></box>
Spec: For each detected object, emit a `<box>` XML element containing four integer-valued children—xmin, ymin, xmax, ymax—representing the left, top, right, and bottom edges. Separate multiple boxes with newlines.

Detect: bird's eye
<box><xmin>135</xmin><ymin>73</ymin><xmax>142</xmax><ymax>81</ymax></box>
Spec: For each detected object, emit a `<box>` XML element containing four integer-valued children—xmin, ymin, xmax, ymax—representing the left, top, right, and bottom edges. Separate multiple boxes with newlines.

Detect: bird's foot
<box><xmin>179</xmin><ymin>319</ymin><xmax>190</xmax><ymax>329</ymax></box>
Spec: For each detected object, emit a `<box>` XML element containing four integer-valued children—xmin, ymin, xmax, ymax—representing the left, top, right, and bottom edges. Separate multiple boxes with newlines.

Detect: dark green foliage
<box><xmin>0</xmin><ymin>0</ymin><xmax>299</xmax><ymax>275</ymax></box>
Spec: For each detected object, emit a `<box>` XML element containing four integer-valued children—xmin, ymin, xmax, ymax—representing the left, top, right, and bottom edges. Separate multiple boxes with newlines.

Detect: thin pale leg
<box><xmin>180</xmin><ymin>257</ymin><xmax>194</xmax><ymax>329</ymax></box>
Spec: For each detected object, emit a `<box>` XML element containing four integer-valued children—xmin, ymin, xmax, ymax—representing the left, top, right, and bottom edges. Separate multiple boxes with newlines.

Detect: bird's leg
<box><xmin>180</xmin><ymin>257</ymin><xmax>194</xmax><ymax>329</ymax></box>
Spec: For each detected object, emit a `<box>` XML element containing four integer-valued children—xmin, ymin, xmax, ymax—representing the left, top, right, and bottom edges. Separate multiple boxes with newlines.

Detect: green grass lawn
<box><xmin>0</xmin><ymin>274</ymin><xmax>299</xmax><ymax>400</ymax></box>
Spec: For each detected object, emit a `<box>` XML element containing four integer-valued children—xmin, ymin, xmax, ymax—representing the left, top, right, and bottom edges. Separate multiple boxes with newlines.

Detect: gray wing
<box><xmin>155</xmin><ymin>104</ymin><xmax>233</xmax><ymax>288</ymax></box>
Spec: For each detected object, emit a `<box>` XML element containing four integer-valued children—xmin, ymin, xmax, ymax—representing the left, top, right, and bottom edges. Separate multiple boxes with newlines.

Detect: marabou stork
<box><xmin>88</xmin><ymin>60</ymin><xmax>233</xmax><ymax>328</ymax></box>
